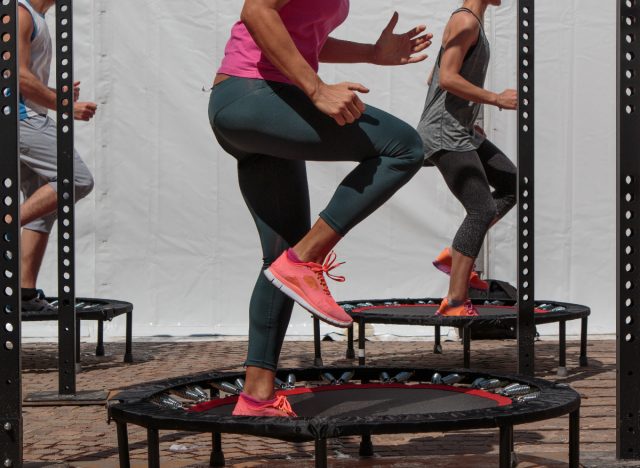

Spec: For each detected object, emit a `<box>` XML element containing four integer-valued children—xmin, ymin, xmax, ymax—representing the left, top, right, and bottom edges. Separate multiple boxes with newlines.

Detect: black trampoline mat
<box><xmin>352</xmin><ymin>304</ymin><xmax>544</xmax><ymax>318</ymax></box>
<box><xmin>199</xmin><ymin>385</ymin><xmax>510</xmax><ymax>418</ymax></box>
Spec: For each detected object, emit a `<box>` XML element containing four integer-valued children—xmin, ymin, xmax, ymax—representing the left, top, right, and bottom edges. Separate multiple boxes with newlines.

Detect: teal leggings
<box><xmin>209</xmin><ymin>76</ymin><xmax>423</xmax><ymax>370</ymax></box>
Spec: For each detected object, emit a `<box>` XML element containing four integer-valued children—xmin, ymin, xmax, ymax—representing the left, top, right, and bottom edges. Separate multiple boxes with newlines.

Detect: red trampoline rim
<box><xmin>188</xmin><ymin>383</ymin><xmax>513</xmax><ymax>413</ymax></box>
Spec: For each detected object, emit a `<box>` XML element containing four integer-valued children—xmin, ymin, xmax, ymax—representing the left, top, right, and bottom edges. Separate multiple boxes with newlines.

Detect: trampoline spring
<box><xmin>471</xmin><ymin>377</ymin><xmax>487</xmax><ymax>389</ymax></box>
<box><xmin>427</xmin><ymin>300</ymin><xmax>436</xmax><ymax>305</ymax></box>
<box><xmin>211</xmin><ymin>382</ymin><xmax>241</xmax><ymax>395</ymax></box>
<box><xmin>75</xmin><ymin>302</ymin><xmax>86</xmax><ymax>309</ymax></box>
<box><xmin>514</xmin><ymin>392</ymin><xmax>541</xmax><ymax>403</ymax></box>
<box><xmin>441</xmin><ymin>374</ymin><xmax>464</xmax><ymax>385</ymax></box>
<box><xmin>379</xmin><ymin>372</ymin><xmax>391</xmax><ymax>383</ymax></box>
<box><xmin>191</xmin><ymin>386</ymin><xmax>209</xmax><ymax>400</ymax></box>
<box><xmin>321</xmin><ymin>373</ymin><xmax>338</xmax><ymax>385</ymax></box>
<box><xmin>550</xmin><ymin>306</ymin><xmax>567</xmax><ymax>313</ymax></box>
<box><xmin>417</xmin><ymin>301</ymin><xmax>426</xmax><ymax>304</ymax></box>
<box><xmin>499</xmin><ymin>384</ymin><xmax>531</xmax><ymax>397</ymax></box>
<box><xmin>431</xmin><ymin>373</ymin><xmax>443</xmax><ymax>384</ymax></box>
<box><xmin>342</xmin><ymin>304</ymin><xmax>356</xmax><ymax>311</ymax></box>
<box><xmin>173</xmin><ymin>386</ymin><xmax>208</xmax><ymax>403</ymax></box>
<box><xmin>390</xmin><ymin>371</ymin><xmax>414</xmax><ymax>383</ymax></box>
<box><xmin>274</xmin><ymin>377</ymin><xmax>287</xmax><ymax>389</ymax></box>
<box><xmin>286</xmin><ymin>373</ymin><xmax>297</xmax><ymax>388</ymax></box>
<box><xmin>152</xmin><ymin>395</ymin><xmax>184</xmax><ymax>410</ymax></box>
<box><xmin>479</xmin><ymin>379</ymin><xmax>502</xmax><ymax>390</ymax></box>
<box><xmin>337</xmin><ymin>371</ymin><xmax>355</xmax><ymax>384</ymax></box>
<box><xmin>234</xmin><ymin>378</ymin><xmax>245</xmax><ymax>391</ymax></box>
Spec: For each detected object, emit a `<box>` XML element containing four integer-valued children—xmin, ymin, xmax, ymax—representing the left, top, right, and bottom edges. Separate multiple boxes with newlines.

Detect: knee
<box><xmin>396</xmin><ymin>130</ymin><xmax>426</xmax><ymax>172</ymax></box>
<box><xmin>75</xmin><ymin>173</ymin><xmax>94</xmax><ymax>201</ymax></box>
<box><xmin>473</xmin><ymin>202</ymin><xmax>498</xmax><ymax>229</ymax></box>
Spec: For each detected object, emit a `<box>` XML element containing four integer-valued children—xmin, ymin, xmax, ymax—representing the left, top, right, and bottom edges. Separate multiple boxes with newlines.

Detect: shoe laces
<box><xmin>309</xmin><ymin>251</ymin><xmax>345</xmax><ymax>295</ymax></box>
<box><xmin>463</xmin><ymin>300</ymin><xmax>479</xmax><ymax>317</ymax></box>
<box><xmin>273</xmin><ymin>395</ymin><xmax>297</xmax><ymax>417</ymax></box>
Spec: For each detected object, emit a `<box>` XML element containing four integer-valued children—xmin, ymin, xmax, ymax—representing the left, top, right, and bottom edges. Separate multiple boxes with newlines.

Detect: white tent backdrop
<box><xmin>25</xmin><ymin>0</ymin><xmax>616</xmax><ymax>340</ymax></box>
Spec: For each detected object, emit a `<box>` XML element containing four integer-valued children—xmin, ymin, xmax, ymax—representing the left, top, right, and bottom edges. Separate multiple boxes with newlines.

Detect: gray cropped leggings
<box><xmin>209</xmin><ymin>76</ymin><xmax>424</xmax><ymax>371</ymax></box>
<box><xmin>431</xmin><ymin>139</ymin><xmax>517</xmax><ymax>258</ymax></box>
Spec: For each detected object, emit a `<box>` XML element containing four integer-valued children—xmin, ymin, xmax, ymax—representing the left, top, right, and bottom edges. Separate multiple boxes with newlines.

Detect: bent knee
<box><xmin>396</xmin><ymin>130</ymin><xmax>426</xmax><ymax>170</ymax></box>
<box><xmin>75</xmin><ymin>174</ymin><xmax>94</xmax><ymax>201</ymax></box>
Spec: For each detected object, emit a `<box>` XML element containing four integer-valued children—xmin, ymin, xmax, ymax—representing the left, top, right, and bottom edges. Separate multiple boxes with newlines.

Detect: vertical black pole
<box><xmin>517</xmin><ymin>0</ymin><xmax>536</xmax><ymax>377</ymax></box>
<box><xmin>56</xmin><ymin>0</ymin><xmax>77</xmax><ymax>394</ymax></box>
<box><xmin>0</xmin><ymin>1</ymin><xmax>22</xmax><ymax>465</ymax></box>
<box><xmin>617</xmin><ymin>0</ymin><xmax>640</xmax><ymax>459</ymax></box>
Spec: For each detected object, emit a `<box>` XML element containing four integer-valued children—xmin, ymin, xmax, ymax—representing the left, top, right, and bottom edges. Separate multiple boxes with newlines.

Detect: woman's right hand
<box><xmin>310</xmin><ymin>81</ymin><xmax>370</xmax><ymax>126</ymax></box>
<box><xmin>496</xmin><ymin>89</ymin><xmax>518</xmax><ymax>110</ymax></box>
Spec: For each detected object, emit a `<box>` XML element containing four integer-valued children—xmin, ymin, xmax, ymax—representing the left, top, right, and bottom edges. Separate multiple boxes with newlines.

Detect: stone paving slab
<box><xmin>19</xmin><ymin>337</ymin><xmax>619</xmax><ymax>466</ymax></box>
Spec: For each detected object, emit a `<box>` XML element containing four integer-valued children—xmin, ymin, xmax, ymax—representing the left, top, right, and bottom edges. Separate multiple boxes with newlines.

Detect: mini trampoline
<box><xmin>312</xmin><ymin>299</ymin><xmax>590</xmax><ymax>374</ymax></box>
<box><xmin>22</xmin><ymin>297</ymin><xmax>133</xmax><ymax>363</ymax></box>
<box><xmin>108</xmin><ymin>366</ymin><xmax>580</xmax><ymax>468</ymax></box>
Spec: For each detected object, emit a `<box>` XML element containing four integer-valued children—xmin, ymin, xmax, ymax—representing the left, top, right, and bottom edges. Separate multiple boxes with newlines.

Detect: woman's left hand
<box><xmin>373</xmin><ymin>12</ymin><xmax>433</xmax><ymax>66</ymax></box>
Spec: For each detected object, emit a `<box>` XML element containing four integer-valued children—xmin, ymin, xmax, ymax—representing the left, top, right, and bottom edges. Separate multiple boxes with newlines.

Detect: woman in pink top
<box><xmin>209</xmin><ymin>0</ymin><xmax>432</xmax><ymax>417</ymax></box>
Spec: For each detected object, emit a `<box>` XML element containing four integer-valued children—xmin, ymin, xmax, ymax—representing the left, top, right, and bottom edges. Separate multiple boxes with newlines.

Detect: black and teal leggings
<box><xmin>209</xmin><ymin>76</ymin><xmax>424</xmax><ymax>371</ymax></box>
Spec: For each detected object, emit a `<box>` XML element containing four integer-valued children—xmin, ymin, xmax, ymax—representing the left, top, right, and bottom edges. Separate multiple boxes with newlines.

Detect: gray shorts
<box><xmin>19</xmin><ymin>115</ymin><xmax>94</xmax><ymax>233</ymax></box>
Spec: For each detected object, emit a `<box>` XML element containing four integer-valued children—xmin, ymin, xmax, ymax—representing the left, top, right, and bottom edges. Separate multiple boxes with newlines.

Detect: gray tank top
<box><xmin>18</xmin><ymin>0</ymin><xmax>52</xmax><ymax>119</ymax></box>
<box><xmin>417</xmin><ymin>8</ymin><xmax>490</xmax><ymax>162</ymax></box>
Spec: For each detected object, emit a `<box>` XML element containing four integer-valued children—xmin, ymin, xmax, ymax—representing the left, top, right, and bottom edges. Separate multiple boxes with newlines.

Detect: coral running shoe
<box><xmin>232</xmin><ymin>393</ymin><xmax>297</xmax><ymax>417</ymax></box>
<box><xmin>433</xmin><ymin>247</ymin><xmax>489</xmax><ymax>291</ymax></box>
<box><xmin>264</xmin><ymin>250</ymin><xmax>353</xmax><ymax>328</ymax></box>
<box><xmin>436</xmin><ymin>298</ymin><xmax>479</xmax><ymax>317</ymax></box>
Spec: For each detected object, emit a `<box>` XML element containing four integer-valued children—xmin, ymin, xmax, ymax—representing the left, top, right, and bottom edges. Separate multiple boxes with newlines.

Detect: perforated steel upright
<box><xmin>56</xmin><ymin>0</ymin><xmax>77</xmax><ymax>395</ymax></box>
<box><xmin>617</xmin><ymin>0</ymin><xmax>640</xmax><ymax>459</ymax></box>
<box><xmin>0</xmin><ymin>1</ymin><xmax>22</xmax><ymax>465</ymax></box>
<box><xmin>517</xmin><ymin>0</ymin><xmax>535</xmax><ymax>376</ymax></box>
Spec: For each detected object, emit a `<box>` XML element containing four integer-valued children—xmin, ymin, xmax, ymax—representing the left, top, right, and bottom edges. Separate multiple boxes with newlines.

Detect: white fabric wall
<box><xmin>25</xmin><ymin>0</ymin><xmax>617</xmax><ymax>339</ymax></box>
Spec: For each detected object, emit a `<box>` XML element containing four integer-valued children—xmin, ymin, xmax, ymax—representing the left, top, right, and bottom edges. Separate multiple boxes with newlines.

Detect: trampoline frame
<box><xmin>0</xmin><ymin>1</ymin><xmax>23</xmax><ymax>465</ymax></box>
<box><xmin>21</xmin><ymin>298</ymin><xmax>134</xmax><ymax>363</ymax></box>
<box><xmin>313</xmin><ymin>299</ymin><xmax>590</xmax><ymax>373</ymax></box>
<box><xmin>108</xmin><ymin>366</ymin><xmax>581</xmax><ymax>468</ymax></box>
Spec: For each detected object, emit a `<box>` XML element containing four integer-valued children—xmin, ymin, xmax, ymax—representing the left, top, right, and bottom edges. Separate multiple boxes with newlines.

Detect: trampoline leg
<box><xmin>359</xmin><ymin>433</ymin><xmax>374</xmax><ymax>457</ymax></box>
<box><xmin>147</xmin><ymin>428</ymin><xmax>160</xmax><ymax>468</ymax></box>
<box><xmin>499</xmin><ymin>426</ymin><xmax>513</xmax><ymax>468</ymax></box>
<box><xmin>346</xmin><ymin>325</ymin><xmax>355</xmax><ymax>359</ymax></box>
<box><xmin>313</xmin><ymin>317</ymin><xmax>323</xmax><ymax>367</ymax></box>
<box><xmin>434</xmin><ymin>325</ymin><xmax>442</xmax><ymax>354</ymax></box>
<box><xmin>96</xmin><ymin>319</ymin><xmax>105</xmax><ymax>357</ymax></box>
<box><xmin>210</xmin><ymin>432</ymin><xmax>225</xmax><ymax>467</ymax></box>
<box><xmin>569</xmin><ymin>408</ymin><xmax>580</xmax><ymax>468</ymax></box>
<box><xmin>462</xmin><ymin>326</ymin><xmax>471</xmax><ymax>368</ymax></box>
<box><xmin>358</xmin><ymin>318</ymin><xmax>366</xmax><ymax>366</ymax></box>
<box><xmin>116</xmin><ymin>422</ymin><xmax>131</xmax><ymax>468</ymax></box>
<box><xmin>580</xmin><ymin>317</ymin><xmax>589</xmax><ymax>367</ymax></box>
<box><xmin>315</xmin><ymin>438</ymin><xmax>328</xmax><ymax>468</ymax></box>
<box><xmin>124</xmin><ymin>311</ymin><xmax>133</xmax><ymax>363</ymax></box>
<box><xmin>558</xmin><ymin>321</ymin><xmax>567</xmax><ymax>377</ymax></box>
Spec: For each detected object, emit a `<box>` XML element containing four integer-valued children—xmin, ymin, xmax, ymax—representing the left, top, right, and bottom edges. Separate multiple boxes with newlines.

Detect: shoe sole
<box><xmin>264</xmin><ymin>268</ymin><xmax>352</xmax><ymax>329</ymax></box>
<box><xmin>433</xmin><ymin>260</ymin><xmax>489</xmax><ymax>291</ymax></box>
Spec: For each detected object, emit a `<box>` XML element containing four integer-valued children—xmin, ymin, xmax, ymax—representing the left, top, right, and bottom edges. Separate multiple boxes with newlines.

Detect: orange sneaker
<box><xmin>436</xmin><ymin>298</ymin><xmax>479</xmax><ymax>317</ymax></box>
<box><xmin>264</xmin><ymin>250</ymin><xmax>353</xmax><ymax>328</ymax></box>
<box><xmin>433</xmin><ymin>247</ymin><xmax>489</xmax><ymax>291</ymax></box>
<box><xmin>232</xmin><ymin>393</ymin><xmax>297</xmax><ymax>417</ymax></box>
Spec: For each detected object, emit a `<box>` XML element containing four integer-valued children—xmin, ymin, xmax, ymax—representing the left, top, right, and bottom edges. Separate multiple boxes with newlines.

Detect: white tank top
<box><xmin>18</xmin><ymin>0</ymin><xmax>52</xmax><ymax>119</ymax></box>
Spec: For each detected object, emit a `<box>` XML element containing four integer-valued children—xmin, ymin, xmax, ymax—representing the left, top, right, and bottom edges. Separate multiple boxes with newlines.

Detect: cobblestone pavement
<box><xmin>19</xmin><ymin>336</ymin><xmax>617</xmax><ymax>467</ymax></box>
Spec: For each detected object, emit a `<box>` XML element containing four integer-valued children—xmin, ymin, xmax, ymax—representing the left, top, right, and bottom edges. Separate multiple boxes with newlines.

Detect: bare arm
<box><xmin>18</xmin><ymin>7</ymin><xmax>97</xmax><ymax>120</ymax></box>
<box><xmin>18</xmin><ymin>6</ymin><xmax>56</xmax><ymax>110</ymax></box>
<box><xmin>320</xmin><ymin>12</ymin><xmax>432</xmax><ymax>65</ymax></box>
<box><xmin>439</xmin><ymin>13</ymin><xmax>516</xmax><ymax>110</ymax></box>
<box><xmin>241</xmin><ymin>0</ymin><xmax>369</xmax><ymax>126</ymax></box>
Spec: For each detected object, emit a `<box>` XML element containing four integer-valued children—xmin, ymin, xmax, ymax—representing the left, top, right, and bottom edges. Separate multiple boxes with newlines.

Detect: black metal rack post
<box><xmin>517</xmin><ymin>0</ymin><xmax>536</xmax><ymax>376</ymax></box>
<box><xmin>56</xmin><ymin>0</ymin><xmax>77</xmax><ymax>395</ymax></box>
<box><xmin>617</xmin><ymin>0</ymin><xmax>640</xmax><ymax>458</ymax></box>
<box><xmin>0</xmin><ymin>0</ymin><xmax>22</xmax><ymax>465</ymax></box>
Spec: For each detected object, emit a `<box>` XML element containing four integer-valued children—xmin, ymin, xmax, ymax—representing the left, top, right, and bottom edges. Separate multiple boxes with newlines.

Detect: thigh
<box><xmin>476</xmin><ymin>139</ymin><xmax>517</xmax><ymax>192</ymax></box>
<box><xmin>19</xmin><ymin>116</ymin><xmax>58</xmax><ymax>182</ymax></box>
<box><xmin>237</xmin><ymin>154</ymin><xmax>310</xmax><ymax>263</ymax></box>
<box><xmin>432</xmin><ymin>149</ymin><xmax>494</xmax><ymax>211</ymax></box>
<box><xmin>210</xmin><ymin>77</ymin><xmax>421</xmax><ymax>164</ymax></box>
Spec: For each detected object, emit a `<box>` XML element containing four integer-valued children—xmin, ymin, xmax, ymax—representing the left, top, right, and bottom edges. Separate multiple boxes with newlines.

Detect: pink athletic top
<box><xmin>218</xmin><ymin>0</ymin><xmax>350</xmax><ymax>85</ymax></box>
